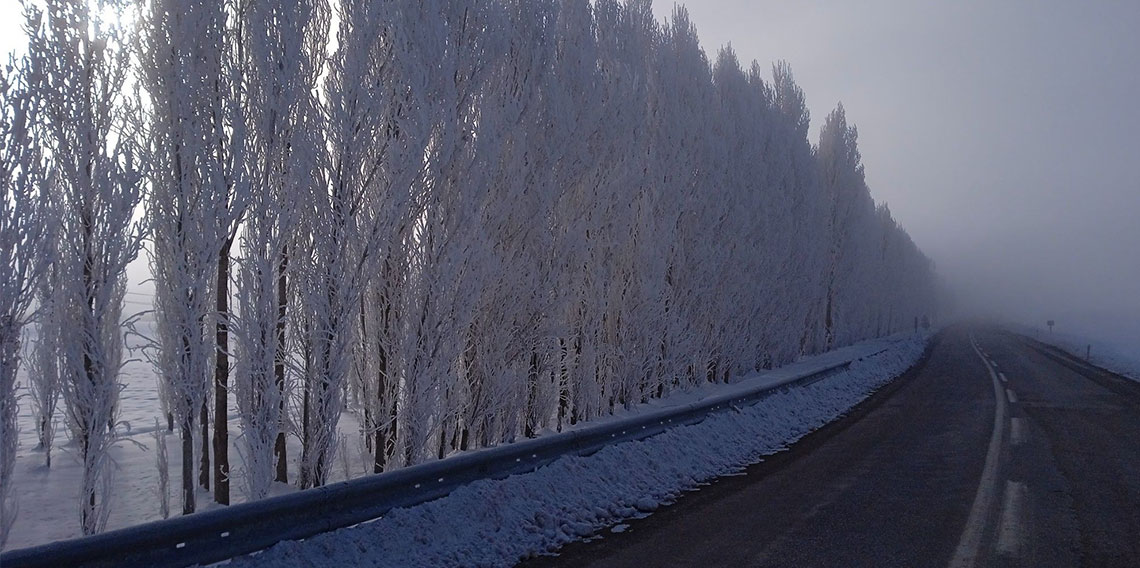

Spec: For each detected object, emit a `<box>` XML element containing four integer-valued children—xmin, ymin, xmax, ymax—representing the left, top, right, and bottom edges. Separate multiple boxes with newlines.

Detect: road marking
<box><xmin>950</xmin><ymin>335</ymin><xmax>1009</xmax><ymax>568</ymax></box>
<box><xmin>1010</xmin><ymin>418</ymin><xmax>1025</xmax><ymax>446</ymax></box>
<box><xmin>998</xmin><ymin>372</ymin><xmax>1007</xmax><ymax>384</ymax></box>
<box><xmin>1006</xmin><ymin>389</ymin><xmax>1017</xmax><ymax>404</ymax></box>
<box><xmin>997</xmin><ymin>481</ymin><xmax>1028</xmax><ymax>556</ymax></box>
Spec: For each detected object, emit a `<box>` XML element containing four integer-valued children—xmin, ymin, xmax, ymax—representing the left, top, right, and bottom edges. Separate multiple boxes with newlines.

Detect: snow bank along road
<box><xmin>532</xmin><ymin>326</ymin><xmax>1140</xmax><ymax>568</ymax></box>
<box><xmin>211</xmin><ymin>333</ymin><xmax>928</xmax><ymax>567</ymax></box>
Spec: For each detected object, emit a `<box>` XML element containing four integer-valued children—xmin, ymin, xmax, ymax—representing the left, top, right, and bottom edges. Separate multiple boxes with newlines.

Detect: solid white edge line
<box><xmin>949</xmin><ymin>334</ymin><xmax>1008</xmax><ymax>568</ymax></box>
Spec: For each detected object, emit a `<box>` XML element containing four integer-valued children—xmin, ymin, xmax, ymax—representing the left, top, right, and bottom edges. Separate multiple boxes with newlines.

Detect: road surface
<box><xmin>525</xmin><ymin>326</ymin><xmax>1140</xmax><ymax>567</ymax></box>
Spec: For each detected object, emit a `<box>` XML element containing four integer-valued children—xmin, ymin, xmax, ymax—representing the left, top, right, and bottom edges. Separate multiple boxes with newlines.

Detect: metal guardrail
<box><xmin>1019</xmin><ymin>335</ymin><xmax>1140</xmax><ymax>391</ymax></box>
<box><xmin>1</xmin><ymin>357</ymin><xmax>859</xmax><ymax>568</ymax></box>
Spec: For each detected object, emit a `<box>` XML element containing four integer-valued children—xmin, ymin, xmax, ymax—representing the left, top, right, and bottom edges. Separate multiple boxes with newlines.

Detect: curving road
<box><xmin>524</xmin><ymin>326</ymin><xmax>1140</xmax><ymax>567</ymax></box>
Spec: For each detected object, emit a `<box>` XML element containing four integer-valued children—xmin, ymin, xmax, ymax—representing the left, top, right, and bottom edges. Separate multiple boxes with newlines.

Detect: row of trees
<box><xmin>1</xmin><ymin>0</ymin><xmax>938</xmax><ymax>543</ymax></box>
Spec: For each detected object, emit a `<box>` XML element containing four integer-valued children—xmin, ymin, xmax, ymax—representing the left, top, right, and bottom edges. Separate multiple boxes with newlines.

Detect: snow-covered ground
<box><xmin>1014</xmin><ymin>311</ymin><xmax>1140</xmax><ymax>380</ymax></box>
<box><xmin>5</xmin><ymin>328</ymin><xmax>929</xmax><ymax>558</ymax></box>
<box><xmin>225</xmin><ymin>333</ymin><xmax>930</xmax><ymax>568</ymax></box>
<box><xmin>6</xmin><ymin>320</ymin><xmax>373</xmax><ymax>550</ymax></box>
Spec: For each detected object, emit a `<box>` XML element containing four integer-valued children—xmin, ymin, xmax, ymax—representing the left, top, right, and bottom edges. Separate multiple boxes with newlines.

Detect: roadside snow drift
<box><xmin>229</xmin><ymin>334</ymin><xmax>930</xmax><ymax>568</ymax></box>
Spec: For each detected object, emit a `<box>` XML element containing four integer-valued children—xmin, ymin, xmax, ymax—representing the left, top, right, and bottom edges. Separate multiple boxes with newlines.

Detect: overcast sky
<box><xmin>2</xmin><ymin>1</ymin><xmax>1137</xmax><ymax>326</ymax></box>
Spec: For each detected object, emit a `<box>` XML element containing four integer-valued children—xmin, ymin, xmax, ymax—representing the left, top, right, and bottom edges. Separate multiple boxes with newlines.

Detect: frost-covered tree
<box><xmin>26</xmin><ymin>0</ymin><xmax>145</xmax><ymax>534</ymax></box>
<box><xmin>4</xmin><ymin>0</ymin><xmax>943</xmax><ymax>514</ymax></box>
<box><xmin>644</xmin><ymin>5</ymin><xmax>716</xmax><ymax>398</ymax></box>
<box><xmin>232</xmin><ymin>0</ymin><xmax>329</xmax><ymax>499</ymax></box>
<box><xmin>559</xmin><ymin>0</ymin><xmax>657</xmax><ymax>420</ymax></box>
<box><xmin>137</xmin><ymin>0</ymin><xmax>246</xmax><ymax>512</ymax></box>
<box><xmin>0</xmin><ymin>55</ymin><xmax>51</xmax><ymax>550</ymax></box>
<box><xmin>259</xmin><ymin>0</ymin><xmax>939</xmax><ymax>490</ymax></box>
<box><xmin>817</xmin><ymin>103</ymin><xmax>875</xmax><ymax>349</ymax></box>
<box><xmin>390</xmin><ymin>0</ymin><xmax>510</xmax><ymax>465</ymax></box>
<box><xmin>453</xmin><ymin>0</ymin><xmax>559</xmax><ymax>448</ymax></box>
<box><xmin>294</xmin><ymin>0</ymin><xmax>427</xmax><ymax>486</ymax></box>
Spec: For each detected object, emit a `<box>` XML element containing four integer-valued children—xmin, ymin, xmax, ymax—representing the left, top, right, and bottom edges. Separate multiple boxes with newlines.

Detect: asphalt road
<box><xmin>524</xmin><ymin>326</ymin><xmax>1140</xmax><ymax>567</ymax></box>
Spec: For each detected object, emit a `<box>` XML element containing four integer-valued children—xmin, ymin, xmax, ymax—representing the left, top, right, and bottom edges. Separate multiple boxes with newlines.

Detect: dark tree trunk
<box><xmin>274</xmin><ymin>246</ymin><xmax>289</xmax><ymax>483</ymax></box>
<box><xmin>557</xmin><ymin>339</ymin><xmax>568</xmax><ymax>432</ymax></box>
<box><xmin>372</xmin><ymin>428</ymin><xmax>385</xmax><ymax>473</ymax></box>
<box><xmin>312</xmin><ymin>374</ymin><xmax>329</xmax><ymax>487</ymax></box>
<box><xmin>181</xmin><ymin>418</ymin><xmax>195</xmax><ymax>514</ymax></box>
<box><xmin>80</xmin><ymin>219</ymin><xmax>99</xmax><ymax>531</ymax></box>
<box><xmin>300</xmin><ymin>323</ymin><xmax>312</xmax><ymax>489</ymax></box>
<box><xmin>525</xmin><ymin>351</ymin><xmax>539</xmax><ymax>438</ymax></box>
<box><xmin>359</xmin><ymin>295</ymin><xmax>372</xmax><ymax>455</ymax></box>
<box><xmin>373</xmin><ymin>289</ymin><xmax>392</xmax><ymax>474</ymax></box>
<box><xmin>374</xmin><ymin>336</ymin><xmax>395</xmax><ymax>474</ymax></box>
<box><xmin>80</xmin><ymin>432</ymin><xmax>93</xmax><ymax>531</ymax></box>
<box><xmin>199</xmin><ymin>400</ymin><xmax>209</xmax><ymax>490</ymax></box>
<box><xmin>213</xmin><ymin>238</ymin><xmax>232</xmax><ymax>505</ymax></box>
<box><xmin>312</xmin><ymin>306</ymin><xmax>336</xmax><ymax>487</ymax></box>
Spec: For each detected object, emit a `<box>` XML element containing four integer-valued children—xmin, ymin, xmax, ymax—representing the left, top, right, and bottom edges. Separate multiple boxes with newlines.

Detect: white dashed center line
<box><xmin>1010</xmin><ymin>418</ymin><xmax>1025</xmax><ymax>446</ymax></box>
<box><xmin>997</xmin><ymin>481</ymin><xmax>1029</xmax><ymax>556</ymax></box>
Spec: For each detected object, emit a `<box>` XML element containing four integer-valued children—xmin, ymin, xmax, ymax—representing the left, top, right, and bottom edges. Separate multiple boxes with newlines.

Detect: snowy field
<box><xmin>6</xmin><ymin>319</ymin><xmax>375</xmax><ymax>550</ymax></box>
<box><xmin>5</xmin><ymin>329</ymin><xmax>929</xmax><ymax>555</ymax></box>
<box><xmin>1015</xmin><ymin>311</ymin><xmax>1140</xmax><ymax>380</ymax></box>
<box><xmin>226</xmin><ymin>333</ymin><xmax>930</xmax><ymax>567</ymax></box>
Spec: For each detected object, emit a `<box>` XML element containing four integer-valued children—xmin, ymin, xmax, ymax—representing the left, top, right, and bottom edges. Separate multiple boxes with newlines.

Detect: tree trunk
<box><xmin>300</xmin><ymin>323</ymin><xmax>312</xmax><ymax>489</ymax></box>
<box><xmin>557</xmin><ymin>338</ymin><xmax>568</xmax><ymax>432</ymax></box>
<box><xmin>373</xmin><ymin>331</ymin><xmax>389</xmax><ymax>474</ymax></box>
<box><xmin>373</xmin><ymin>288</ymin><xmax>392</xmax><ymax>474</ymax></box>
<box><xmin>80</xmin><ymin>432</ymin><xmax>93</xmax><ymax>531</ymax></box>
<box><xmin>80</xmin><ymin>221</ymin><xmax>98</xmax><ymax>531</ymax></box>
<box><xmin>213</xmin><ymin>238</ymin><xmax>232</xmax><ymax>505</ymax></box>
<box><xmin>273</xmin><ymin>246</ymin><xmax>289</xmax><ymax>483</ymax></box>
<box><xmin>199</xmin><ymin>400</ymin><xmax>209</xmax><ymax>490</ymax></box>
<box><xmin>359</xmin><ymin>295</ymin><xmax>372</xmax><ymax>455</ymax></box>
<box><xmin>181</xmin><ymin>417</ymin><xmax>195</xmax><ymax>514</ymax></box>
<box><xmin>300</xmin><ymin>382</ymin><xmax>311</xmax><ymax>489</ymax></box>
<box><xmin>312</xmin><ymin>311</ymin><xmax>335</xmax><ymax>487</ymax></box>
<box><xmin>524</xmin><ymin>350</ymin><xmax>539</xmax><ymax>438</ymax></box>
<box><xmin>312</xmin><ymin>374</ymin><xmax>328</xmax><ymax>487</ymax></box>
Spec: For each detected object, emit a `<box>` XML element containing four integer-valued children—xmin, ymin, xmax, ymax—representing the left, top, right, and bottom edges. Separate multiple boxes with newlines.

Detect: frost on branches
<box><xmin>0</xmin><ymin>56</ymin><xmax>50</xmax><ymax>549</ymax></box>
<box><xmin>25</xmin><ymin>0</ymin><xmax>145</xmax><ymax>535</ymax></box>
<box><xmin>137</xmin><ymin>0</ymin><xmax>247</xmax><ymax>515</ymax></box>
<box><xmin>232</xmin><ymin>0</ymin><xmax>329</xmax><ymax>499</ymax></box>
<box><xmin>2</xmin><ymin>0</ymin><xmax>942</xmax><ymax>540</ymax></box>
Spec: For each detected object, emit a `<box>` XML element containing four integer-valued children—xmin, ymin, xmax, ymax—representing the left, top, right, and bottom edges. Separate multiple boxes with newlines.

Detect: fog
<box><xmin>3</xmin><ymin>1</ymin><xmax>1137</xmax><ymax>330</ymax></box>
<box><xmin>648</xmin><ymin>0</ymin><xmax>1140</xmax><ymax>330</ymax></box>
